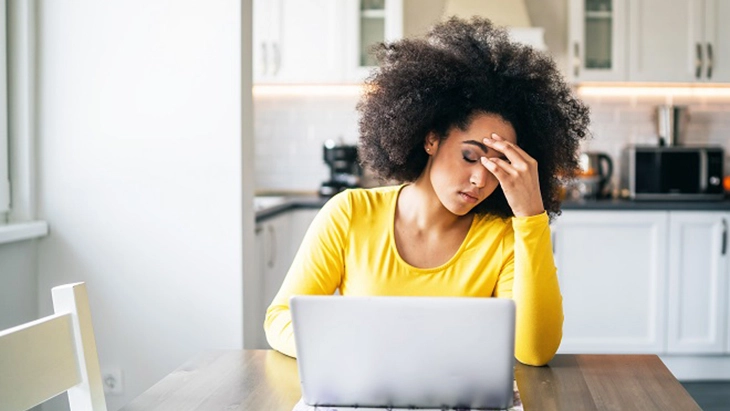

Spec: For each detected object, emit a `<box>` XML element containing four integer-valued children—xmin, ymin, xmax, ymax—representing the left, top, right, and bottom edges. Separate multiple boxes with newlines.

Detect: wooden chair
<box><xmin>0</xmin><ymin>282</ymin><xmax>107</xmax><ymax>411</ymax></box>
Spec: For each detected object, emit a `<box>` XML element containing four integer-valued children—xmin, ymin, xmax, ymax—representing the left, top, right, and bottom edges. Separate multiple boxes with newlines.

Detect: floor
<box><xmin>681</xmin><ymin>381</ymin><xmax>730</xmax><ymax>410</ymax></box>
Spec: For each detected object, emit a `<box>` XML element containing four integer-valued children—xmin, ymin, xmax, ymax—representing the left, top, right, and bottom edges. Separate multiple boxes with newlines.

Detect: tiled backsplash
<box><xmin>254</xmin><ymin>91</ymin><xmax>730</xmax><ymax>194</ymax></box>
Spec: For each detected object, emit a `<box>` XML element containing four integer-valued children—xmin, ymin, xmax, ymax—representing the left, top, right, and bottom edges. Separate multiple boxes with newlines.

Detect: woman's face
<box><xmin>426</xmin><ymin>113</ymin><xmax>517</xmax><ymax>216</ymax></box>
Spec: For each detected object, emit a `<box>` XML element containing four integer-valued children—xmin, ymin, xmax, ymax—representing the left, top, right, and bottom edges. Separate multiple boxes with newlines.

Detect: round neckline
<box><xmin>389</xmin><ymin>184</ymin><xmax>478</xmax><ymax>273</ymax></box>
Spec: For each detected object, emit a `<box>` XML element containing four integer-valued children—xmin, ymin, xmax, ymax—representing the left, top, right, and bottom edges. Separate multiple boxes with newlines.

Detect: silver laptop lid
<box><xmin>291</xmin><ymin>296</ymin><xmax>516</xmax><ymax>410</ymax></box>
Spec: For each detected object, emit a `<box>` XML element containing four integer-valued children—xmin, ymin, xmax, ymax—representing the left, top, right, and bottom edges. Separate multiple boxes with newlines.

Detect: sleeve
<box><xmin>494</xmin><ymin>212</ymin><xmax>563</xmax><ymax>366</ymax></box>
<box><xmin>263</xmin><ymin>190</ymin><xmax>353</xmax><ymax>358</ymax></box>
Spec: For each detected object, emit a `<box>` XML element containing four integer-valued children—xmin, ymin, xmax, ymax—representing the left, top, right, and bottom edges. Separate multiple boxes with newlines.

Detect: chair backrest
<box><xmin>0</xmin><ymin>282</ymin><xmax>107</xmax><ymax>411</ymax></box>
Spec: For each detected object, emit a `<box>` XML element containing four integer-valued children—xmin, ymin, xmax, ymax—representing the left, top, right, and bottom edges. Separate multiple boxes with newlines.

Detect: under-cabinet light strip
<box><xmin>253</xmin><ymin>85</ymin><xmax>364</xmax><ymax>97</ymax></box>
<box><xmin>577</xmin><ymin>85</ymin><xmax>730</xmax><ymax>98</ymax></box>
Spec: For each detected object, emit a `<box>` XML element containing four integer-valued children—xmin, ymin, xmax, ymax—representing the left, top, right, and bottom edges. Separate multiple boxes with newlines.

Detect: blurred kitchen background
<box><xmin>253</xmin><ymin>0</ymin><xmax>730</xmax><ymax>198</ymax></box>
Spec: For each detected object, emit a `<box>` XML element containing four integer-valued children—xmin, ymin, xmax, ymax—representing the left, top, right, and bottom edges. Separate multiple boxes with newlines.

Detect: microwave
<box><xmin>621</xmin><ymin>145</ymin><xmax>725</xmax><ymax>200</ymax></box>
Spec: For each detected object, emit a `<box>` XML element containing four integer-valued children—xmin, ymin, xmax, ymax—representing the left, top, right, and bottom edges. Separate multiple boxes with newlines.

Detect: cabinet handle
<box><xmin>261</xmin><ymin>43</ymin><xmax>268</xmax><ymax>75</ymax></box>
<box><xmin>573</xmin><ymin>42</ymin><xmax>580</xmax><ymax>78</ymax></box>
<box><xmin>272</xmin><ymin>42</ymin><xmax>281</xmax><ymax>75</ymax></box>
<box><xmin>695</xmin><ymin>43</ymin><xmax>703</xmax><ymax>79</ymax></box>
<box><xmin>722</xmin><ymin>219</ymin><xmax>727</xmax><ymax>256</ymax></box>
<box><xmin>707</xmin><ymin>43</ymin><xmax>714</xmax><ymax>79</ymax></box>
<box><xmin>267</xmin><ymin>225</ymin><xmax>277</xmax><ymax>268</ymax></box>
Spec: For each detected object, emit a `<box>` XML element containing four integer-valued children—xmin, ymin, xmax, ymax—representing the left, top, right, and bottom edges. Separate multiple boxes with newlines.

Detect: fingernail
<box><xmin>491</xmin><ymin>133</ymin><xmax>500</xmax><ymax>138</ymax></box>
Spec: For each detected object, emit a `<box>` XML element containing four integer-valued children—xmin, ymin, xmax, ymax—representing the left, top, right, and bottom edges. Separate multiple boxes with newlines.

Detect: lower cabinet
<box><xmin>252</xmin><ymin>208</ymin><xmax>320</xmax><ymax>349</ymax></box>
<box><xmin>554</xmin><ymin>209</ymin><xmax>730</xmax><ymax>358</ymax></box>
<box><xmin>667</xmin><ymin>212</ymin><xmax>729</xmax><ymax>354</ymax></box>
<box><xmin>553</xmin><ymin>211</ymin><xmax>668</xmax><ymax>353</ymax></box>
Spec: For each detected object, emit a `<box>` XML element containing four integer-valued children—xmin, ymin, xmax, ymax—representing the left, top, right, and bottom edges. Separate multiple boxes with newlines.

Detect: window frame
<box><xmin>0</xmin><ymin>0</ymin><xmax>10</xmax><ymax>218</ymax></box>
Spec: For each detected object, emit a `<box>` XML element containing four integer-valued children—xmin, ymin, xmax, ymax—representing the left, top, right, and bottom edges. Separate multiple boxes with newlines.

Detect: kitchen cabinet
<box><xmin>252</xmin><ymin>213</ymin><xmax>291</xmax><ymax>349</ymax></box>
<box><xmin>569</xmin><ymin>0</ymin><xmax>730</xmax><ymax>83</ymax></box>
<box><xmin>259</xmin><ymin>212</ymin><xmax>293</xmax><ymax>321</ymax></box>
<box><xmin>638</xmin><ymin>0</ymin><xmax>730</xmax><ymax>83</ymax></box>
<box><xmin>253</xmin><ymin>0</ymin><xmax>345</xmax><ymax>84</ymax></box>
<box><xmin>666</xmin><ymin>212</ymin><xmax>729</xmax><ymax>353</ymax></box>
<box><xmin>626</xmin><ymin>0</ymin><xmax>730</xmax><ymax>82</ymax></box>
<box><xmin>568</xmin><ymin>0</ymin><xmax>628</xmax><ymax>82</ymax></box>
<box><xmin>704</xmin><ymin>0</ymin><xmax>730</xmax><ymax>82</ymax></box>
<box><xmin>553</xmin><ymin>210</ymin><xmax>668</xmax><ymax>354</ymax></box>
<box><xmin>252</xmin><ymin>207</ymin><xmax>320</xmax><ymax>349</ymax></box>
<box><xmin>628</xmin><ymin>0</ymin><xmax>701</xmax><ymax>82</ymax></box>
<box><xmin>252</xmin><ymin>0</ymin><xmax>402</xmax><ymax>84</ymax></box>
<box><xmin>343</xmin><ymin>0</ymin><xmax>403</xmax><ymax>82</ymax></box>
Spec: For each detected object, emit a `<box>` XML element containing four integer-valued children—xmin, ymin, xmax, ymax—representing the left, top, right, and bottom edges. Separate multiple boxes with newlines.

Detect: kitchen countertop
<box><xmin>255</xmin><ymin>193</ymin><xmax>730</xmax><ymax>222</ymax></box>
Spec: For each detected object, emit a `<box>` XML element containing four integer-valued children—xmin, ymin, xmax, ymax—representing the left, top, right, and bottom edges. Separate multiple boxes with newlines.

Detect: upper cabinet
<box><xmin>704</xmin><ymin>0</ymin><xmax>730</xmax><ymax>81</ymax></box>
<box><xmin>253</xmin><ymin>0</ymin><xmax>345</xmax><ymax>84</ymax></box>
<box><xmin>628</xmin><ymin>0</ymin><xmax>701</xmax><ymax>82</ymax></box>
<box><xmin>253</xmin><ymin>0</ymin><xmax>403</xmax><ymax>84</ymax></box>
<box><xmin>343</xmin><ymin>0</ymin><xmax>404</xmax><ymax>82</ymax></box>
<box><xmin>569</xmin><ymin>0</ymin><xmax>628</xmax><ymax>82</ymax></box>
<box><xmin>569</xmin><ymin>0</ymin><xmax>730</xmax><ymax>83</ymax></box>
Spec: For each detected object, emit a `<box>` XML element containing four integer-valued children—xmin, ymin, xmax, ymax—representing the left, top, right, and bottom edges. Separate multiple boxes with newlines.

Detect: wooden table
<box><xmin>120</xmin><ymin>350</ymin><xmax>700</xmax><ymax>410</ymax></box>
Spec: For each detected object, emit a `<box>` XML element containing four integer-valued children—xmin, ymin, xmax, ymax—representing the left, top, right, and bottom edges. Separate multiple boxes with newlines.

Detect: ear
<box><xmin>424</xmin><ymin>132</ymin><xmax>439</xmax><ymax>154</ymax></box>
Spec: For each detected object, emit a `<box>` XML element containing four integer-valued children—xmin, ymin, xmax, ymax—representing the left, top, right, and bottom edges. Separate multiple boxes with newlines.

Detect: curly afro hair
<box><xmin>357</xmin><ymin>17</ymin><xmax>591</xmax><ymax>219</ymax></box>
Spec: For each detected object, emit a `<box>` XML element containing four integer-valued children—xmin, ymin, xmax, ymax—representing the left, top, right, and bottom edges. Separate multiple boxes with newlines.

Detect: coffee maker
<box><xmin>319</xmin><ymin>139</ymin><xmax>362</xmax><ymax>197</ymax></box>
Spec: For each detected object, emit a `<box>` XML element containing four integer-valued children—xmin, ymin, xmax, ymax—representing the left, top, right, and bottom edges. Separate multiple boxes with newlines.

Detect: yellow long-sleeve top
<box><xmin>264</xmin><ymin>185</ymin><xmax>563</xmax><ymax>366</ymax></box>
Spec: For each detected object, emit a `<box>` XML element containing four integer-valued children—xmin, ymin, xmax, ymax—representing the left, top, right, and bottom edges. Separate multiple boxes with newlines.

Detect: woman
<box><xmin>264</xmin><ymin>17</ymin><xmax>590</xmax><ymax>366</ymax></box>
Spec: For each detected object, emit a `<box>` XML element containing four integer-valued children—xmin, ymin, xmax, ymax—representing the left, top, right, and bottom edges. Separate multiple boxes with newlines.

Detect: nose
<box><xmin>470</xmin><ymin>166</ymin><xmax>488</xmax><ymax>188</ymax></box>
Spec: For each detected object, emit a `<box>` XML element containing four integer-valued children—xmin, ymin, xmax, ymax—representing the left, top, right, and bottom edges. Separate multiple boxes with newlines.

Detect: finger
<box><xmin>483</xmin><ymin>156</ymin><xmax>518</xmax><ymax>177</ymax></box>
<box><xmin>483</xmin><ymin>137</ymin><xmax>527</xmax><ymax>168</ymax></box>
<box><xmin>480</xmin><ymin>156</ymin><xmax>517</xmax><ymax>180</ymax></box>
<box><xmin>486</xmin><ymin>133</ymin><xmax>535</xmax><ymax>164</ymax></box>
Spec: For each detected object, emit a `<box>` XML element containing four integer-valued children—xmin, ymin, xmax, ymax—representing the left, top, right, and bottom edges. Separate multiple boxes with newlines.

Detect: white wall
<box><xmin>33</xmin><ymin>1</ymin><xmax>253</xmax><ymax>410</ymax></box>
<box><xmin>0</xmin><ymin>240</ymin><xmax>37</xmax><ymax>330</ymax></box>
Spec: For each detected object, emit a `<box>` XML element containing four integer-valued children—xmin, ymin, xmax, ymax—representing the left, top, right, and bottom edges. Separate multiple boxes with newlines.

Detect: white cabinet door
<box><xmin>554</xmin><ymin>211</ymin><xmax>668</xmax><ymax>354</ymax></box>
<box><xmin>568</xmin><ymin>0</ymin><xmax>628</xmax><ymax>82</ymax></box>
<box><xmin>261</xmin><ymin>213</ymin><xmax>293</xmax><ymax>312</ymax></box>
<box><xmin>253</xmin><ymin>0</ymin><xmax>345</xmax><ymax>84</ymax></box>
<box><xmin>252</xmin><ymin>0</ymin><xmax>281</xmax><ymax>83</ymax></box>
<box><xmin>629</xmin><ymin>0</ymin><xmax>704</xmax><ymax>82</ymax></box>
<box><xmin>704</xmin><ymin>0</ymin><xmax>730</xmax><ymax>82</ymax></box>
<box><xmin>276</xmin><ymin>0</ymin><xmax>345</xmax><ymax>83</ymax></box>
<box><xmin>667</xmin><ymin>212</ymin><xmax>729</xmax><ymax>353</ymax></box>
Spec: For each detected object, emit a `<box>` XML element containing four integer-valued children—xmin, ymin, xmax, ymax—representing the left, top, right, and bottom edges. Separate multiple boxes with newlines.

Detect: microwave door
<box><xmin>661</xmin><ymin>152</ymin><xmax>701</xmax><ymax>194</ymax></box>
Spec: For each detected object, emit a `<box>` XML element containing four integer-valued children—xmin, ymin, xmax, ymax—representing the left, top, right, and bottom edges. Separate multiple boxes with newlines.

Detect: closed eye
<box><xmin>462</xmin><ymin>149</ymin><xmax>479</xmax><ymax>163</ymax></box>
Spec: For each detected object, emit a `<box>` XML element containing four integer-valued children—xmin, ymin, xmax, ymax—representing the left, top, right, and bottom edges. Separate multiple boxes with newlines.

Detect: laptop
<box><xmin>290</xmin><ymin>295</ymin><xmax>516</xmax><ymax>410</ymax></box>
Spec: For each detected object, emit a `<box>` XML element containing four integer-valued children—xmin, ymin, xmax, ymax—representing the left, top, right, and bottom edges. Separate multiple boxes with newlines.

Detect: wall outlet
<box><xmin>101</xmin><ymin>369</ymin><xmax>123</xmax><ymax>395</ymax></box>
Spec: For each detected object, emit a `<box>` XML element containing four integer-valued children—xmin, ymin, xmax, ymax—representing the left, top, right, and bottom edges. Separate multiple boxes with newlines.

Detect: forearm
<box><xmin>511</xmin><ymin>213</ymin><xmax>563</xmax><ymax>366</ymax></box>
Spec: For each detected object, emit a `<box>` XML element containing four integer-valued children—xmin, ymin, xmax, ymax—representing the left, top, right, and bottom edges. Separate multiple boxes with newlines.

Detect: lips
<box><xmin>459</xmin><ymin>191</ymin><xmax>480</xmax><ymax>203</ymax></box>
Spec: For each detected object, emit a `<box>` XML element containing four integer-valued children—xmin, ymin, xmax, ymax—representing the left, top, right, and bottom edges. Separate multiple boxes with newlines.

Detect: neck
<box><xmin>398</xmin><ymin>174</ymin><xmax>471</xmax><ymax>233</ymax></box>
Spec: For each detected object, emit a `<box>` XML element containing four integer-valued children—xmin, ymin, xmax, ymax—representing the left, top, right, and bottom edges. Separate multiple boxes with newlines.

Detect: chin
<box><xmin>445</xmin><ymin>202</ymin><xmax>475</xmax><ymax>217</ymax></box>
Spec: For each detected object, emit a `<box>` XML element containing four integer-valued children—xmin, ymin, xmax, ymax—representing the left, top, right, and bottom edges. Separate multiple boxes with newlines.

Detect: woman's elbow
<box><xmin>515</xmin><ymin>331</ymin><xmax>562</xmax><ymax>366</ymax></box>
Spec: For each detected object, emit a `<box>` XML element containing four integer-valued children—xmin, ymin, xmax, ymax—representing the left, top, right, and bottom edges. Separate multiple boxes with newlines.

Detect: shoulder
<box><xmin>320</xmin><ymin>185</ymin><xmax>400</xmax><ymax>216</ymax></box>
<box><xmin>344</xmin><ymin>185</ymin><xmax>402</xmax><ymax>206</ymax></box>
